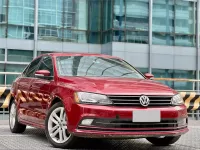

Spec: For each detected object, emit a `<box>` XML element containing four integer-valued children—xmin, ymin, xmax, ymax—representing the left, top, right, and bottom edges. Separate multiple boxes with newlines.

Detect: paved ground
<box><xmin>0</xmin><ymin>120</ymin><xmax>199</xmax><ymax>150</ymax></box>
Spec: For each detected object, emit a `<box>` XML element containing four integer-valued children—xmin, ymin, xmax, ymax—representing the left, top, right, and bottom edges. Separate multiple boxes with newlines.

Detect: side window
<box><xmin>22</xmin><ymin>65</ymin><xmax>30</xmax><ymax>77</ymax></box>
<box><xmin>38</xmin><ymin>56</ymin><xmax>54</xmax><ymax>76</ymax></box>
<box><xmin>25</xmin><ymin>57</ymin><xmax>42</xmax><ymax>77</ymax></box>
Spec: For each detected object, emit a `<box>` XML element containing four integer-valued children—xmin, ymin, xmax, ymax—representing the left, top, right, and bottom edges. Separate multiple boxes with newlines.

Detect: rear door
<box><xmin>28</xmin><ymin>55</ymin><xmax>54</xmax><ymax>125</ymax></box>
<box><xmin>17</xmin><ymin>57</ymin><xmax>42</xmax><ymax>122</ymax></box>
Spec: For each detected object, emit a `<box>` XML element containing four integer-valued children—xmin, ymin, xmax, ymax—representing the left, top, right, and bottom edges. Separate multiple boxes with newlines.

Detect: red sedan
<box><xmin>9</xmin><ymin>53</ymin><xmax>188</xmax><ymax>148</ymax></box>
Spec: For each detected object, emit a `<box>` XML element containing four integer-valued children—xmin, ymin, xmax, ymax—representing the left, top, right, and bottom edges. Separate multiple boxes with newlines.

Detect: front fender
<box><xmin>49</xmin><ymin>85</ymin><xmax>76</xmax><ymax>112</ymax></box>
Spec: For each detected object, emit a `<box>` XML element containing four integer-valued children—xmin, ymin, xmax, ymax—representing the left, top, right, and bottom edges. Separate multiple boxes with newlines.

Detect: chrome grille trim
<box><xmin>108</xmin><ymin>95</ymin><xmax>172</xmax><ymax>106</ymax></box>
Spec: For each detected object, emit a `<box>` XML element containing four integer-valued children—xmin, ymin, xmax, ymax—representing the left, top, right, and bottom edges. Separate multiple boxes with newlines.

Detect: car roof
<box><xmin>41</xmin><ymin>52</ymin><xmax>121</xmax><ymax>59</ymax></box>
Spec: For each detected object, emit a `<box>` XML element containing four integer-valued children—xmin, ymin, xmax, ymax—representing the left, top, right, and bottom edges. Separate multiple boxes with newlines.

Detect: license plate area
<box><xmin>132</xmin><ymin>110</ymin><xmax>161</xmax><ymax>122</ymax></box>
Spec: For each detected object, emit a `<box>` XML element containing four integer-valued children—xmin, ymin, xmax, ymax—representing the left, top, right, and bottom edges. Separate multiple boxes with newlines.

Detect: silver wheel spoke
<box><xmin>50</xmin><ymin>116</ymin><xmax>59</xmax><ymax>125</ymax></box>
<box><xmin>62</xmin><ymin>128</ymin><xmax>67</xmax><ymax>140</ymax></box>
<box><xmin>49</xmin><ymin>124</ymin><xmax>59</xmax><ymax>133</ymax></box>
<box><xmin>10</xmin><ymin>117</ymin><xmax>13</xmax><ymax>127</ymax></box>
<box><xmin>51</xmin><ymin>128</ymin><xmax>59</xmax><ymax>138</ymax></box>
<box><xmin>52</xmin><ymin>112</ymin><xmax>60</xmax><ymax>122</ymax></box>
<box><xmin>63</xmin><ymin>113</ymin><xmax>66</xmax><ymax>123</ymax></box>
<box><xmin>60</xmin><ymin>108</ymin><xmax>64</xmax><ymax>120</ymax></box>
<box><xmin>10</xmin><ymin>103</ymin><xmax>16</xmax><ymax>129</ymax></box>
<box><xmin>59</xmin><ymin>129</ymin><xmax>63</xmax><ymax>142</ymax></box>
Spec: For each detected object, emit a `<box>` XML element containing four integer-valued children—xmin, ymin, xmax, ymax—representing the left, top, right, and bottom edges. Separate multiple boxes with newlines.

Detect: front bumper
<box><xmin>73</xmin><ymin>128</ymin><xmax>188</xmax><ymax>139</ymax></box>
<box><xmin>66</xmin><ymin>104</ymin><xmax>188</xmax><ymax>138</ymax></box>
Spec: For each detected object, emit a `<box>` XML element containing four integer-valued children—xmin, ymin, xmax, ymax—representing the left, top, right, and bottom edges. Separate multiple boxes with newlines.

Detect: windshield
<box><xmin>56</xmin><ymin>56</ymin><xmax>144</xmax><ymax>79</ymax></box>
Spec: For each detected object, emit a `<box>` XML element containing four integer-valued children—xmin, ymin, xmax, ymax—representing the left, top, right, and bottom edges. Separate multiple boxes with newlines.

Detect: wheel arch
<box><xmin>49</xmin><ymin>96</ymin><xmax>63</xmax><ymax>108</ymax></box>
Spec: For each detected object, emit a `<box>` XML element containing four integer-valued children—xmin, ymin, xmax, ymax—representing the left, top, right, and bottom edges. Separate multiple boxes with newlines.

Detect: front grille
<box><xmin>108</xmin><ymin>95</ymin><xmax>172</xmax><ymax>106</ymax></box>
<box><xmin>78</xmin><ymin>118</ymin><xmax>187</xmax><ymax>132</ymax></box>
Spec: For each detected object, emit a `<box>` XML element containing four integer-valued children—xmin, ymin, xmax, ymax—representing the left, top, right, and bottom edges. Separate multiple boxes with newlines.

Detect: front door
<box><xmin>17</xmin><ymin>57</ymin><xmax>42</xmax><ymax>123</ymax></box>
<box><xmin>28</xmin><ymin>56</ymin><xmax>54</xmax><ymax>126</ymax></box>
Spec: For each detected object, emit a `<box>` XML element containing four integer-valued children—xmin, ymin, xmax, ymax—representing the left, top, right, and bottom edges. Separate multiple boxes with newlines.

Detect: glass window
<box><xmin>38</xmin><ymin>0</ymin><xmax>88</xmax><ymax>42</ymax></box>
<box><xmin>173</xmin><ymin>70</ymin><xmax>195</xmax><ymax>90</ymax></box>
<box><xmin>103</xmin><ymin>0</ymin><xmax>112</xmax><ymax>30</ymax></box>
<box><xmin>175</xmin><ymin>34</ymin><xmax>195</xmax><ymax>47</ymax></box>
<box><xmin>152</xmin><ymin>69</ymin><xmax>175</xmax><ymax>89</ymax></box>
<box><xmin>0</xmin><ymin>0</ymin><xmax>6</xmax><ymax>22</ymax></box>
<box><xmin>0</xmin><ymin>64</ymin><xmax>4</xmax><ymax>85</ymax></box>
<box><xmin>113</xmin><ymin>0</ymin><xmax>125</xmax><ymax>29</ymax></box>
<box><xmin>6</xmin><ymin>64</ymin><xmax>26</xmax><ymax>85</ymax></box>
<box><xmin>38</xmin><ymin>0</ymin><xmax>63</xmax><ymax>41</ymax></box>
<box><xmin>0</xmin><ymin>49</ymin><xmax>5</xmax><ymax>61</ymax></box>
<box><xmin>175</xmin><ymin>0</ymin><xmax>196</xmax><ymax>47</ymax></box>
<box><xmin>137</xmin><ymin>68</ymin><xmax>148</xmax><ymax>74</ymax></box>
<box><xmin>56</xmin><ymin>56</ymin><xmax>144</xmax><ymax>79</ymax></box>
<box><xmin>175</xmin><ymin>1</ymin><xmax>196</xmax><ymax>35</ymax></box>
<box><xmin>103</xmin><ymin>30</ymin><xmax>112</xmax><ymax>44</ymax></box>
<box><xmin>26</xmin><ymin>57</ymin><xmax>42</xmax><ymax>77</ymax></box>
<box><xmin>38</xmin><ymin>56</ymin><xmax>54</xmax><ymax>76</ymax></box>
<box><xmin>152</xmin><ymin>69</ymin><xmax>195</xmax><ymax>90</ymax></box>
<box><xmin>153</xmin><ymin>0</ymin><xmax>197</xmax><ymax>47</ymax></box>
<box><xmin>125</xmin><ymin>0</ymin><xmax>149</xmax><ymax>44</ymax></box>
<box><xmin>126</xmin><ymin>0</ymin><xmax>148</xmax><ymax>31</ymax></box>
<box><xmin>67</xmin><ymin>0</ymin><xmax>88</xmax><ymax>30</ymax></box>
<box><xmin>153</xmin><ymin>32</ymin><xmax>174</xmax><ymax>46</ymax></box>
<box><xmin>0</xmin><ymin>25</ymin><xmax>6</xmax><ymax>37</ymax></box>
<box><xmin>153</xmin><ymin>0</ymin><xmax>174</xmax><ymax>33</ymax></box>
<box><xmin>89</xmin><ymin>32</ymin><xmax>101</xmax><ymax>44</ymax></box>
<box><xmin>63</xmin><ymin>30</ymin><xmax>87</xmax><ymax>43</ymax></box>
<box><xmin>7</xmin><ymin>49</ymin><xmax>33</xmax><ymax>62</ymax></box>
<box><xmin>126</xmin><ymin>31</ymin><xmax>148</xmax><ymax>44</ymax></box>
<box><xmin>0</xmin><ymin>0</ymin><xmax>7</xmax><ymax>38</ymax></box>
<box><xmin>8</xmin><ymin>0</ymin><xmax>34</xmax><ymax>40</ymax></box>
<box><xmin>89</xmin><ymin>0</ymin><xmax>101</xmax><ymax>31</ymax></box>
<box><xmin>153</xmin><ymin>0</ymin><xmax>175</xmax><ymax>45</ymax></box>
<box><xmin>113</xmin><ymin>30</ymin><xmax>125</xmax><ymax>42</ymax></box>
<box><xmin>38</xmin><ymin>28</ymin><xmax>62</xmax><ymax>41</ymax></box>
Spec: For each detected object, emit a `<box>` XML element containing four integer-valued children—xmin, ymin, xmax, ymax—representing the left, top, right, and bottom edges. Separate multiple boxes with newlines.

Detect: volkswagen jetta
<box><xmin>9</xmin><ymin>53</ymin><xmax>188</xmax><ymax>148</ymax></box>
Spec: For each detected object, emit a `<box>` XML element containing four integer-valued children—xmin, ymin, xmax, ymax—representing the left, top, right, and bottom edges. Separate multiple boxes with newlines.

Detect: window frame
<box><xmin>35</xmin><ymin>55</ymin><xmax>54</xmax><ymax>81</ymax></box>
<box><xmin>23</xmin><ymin>56</ymin><xmax>43</xmax><ymax>78</ymax></box>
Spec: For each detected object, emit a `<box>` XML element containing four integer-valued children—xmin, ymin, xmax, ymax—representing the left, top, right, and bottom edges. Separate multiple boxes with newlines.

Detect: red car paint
<box><xmin>11</xmin><ymin>53</ymin><xmax>188</xmax><ymax>138</ymax></box>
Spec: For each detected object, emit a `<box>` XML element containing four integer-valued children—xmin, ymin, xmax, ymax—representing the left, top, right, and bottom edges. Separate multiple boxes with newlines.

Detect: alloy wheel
<box><xmin>9</xmin><ymin>103</ymin><xmax>16</xmax><ymax>129</ymax></box>
<box><xmin>48</xmin><ymin>107</ymin><xmax>71</xmax><ymax>144</ymax></box>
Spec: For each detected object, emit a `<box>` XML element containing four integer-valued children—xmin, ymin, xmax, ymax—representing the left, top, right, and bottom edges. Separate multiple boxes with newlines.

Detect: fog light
<box><xmin>81</xmin><ymin>119</ymin><xmax>94</xmax><ymax>126</ymax></box>
<box><xmin>178</xmin><ymin>118</ymin><xmax>187</xmax><ymax>126</ymax></box>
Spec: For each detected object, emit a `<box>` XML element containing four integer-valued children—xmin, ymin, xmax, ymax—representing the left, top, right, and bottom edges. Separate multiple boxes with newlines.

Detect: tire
<box><xmin>45</xmin><ymin>102</ymin><xmax>78</xmax><ymax>149</ymax></box>
<box><xmin>146</xmin><ymin>136</ymin><xmax>181</xmax><ymax>146</ymax></box>
<box><xmin>9</xmin><ymin>100</ymin><xmax>26</xmax><ymax>133</ymax></box>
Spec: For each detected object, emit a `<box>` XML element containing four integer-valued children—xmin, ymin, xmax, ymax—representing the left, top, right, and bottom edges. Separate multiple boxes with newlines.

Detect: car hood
<box><xmin>59</xmin><ymin>77</ymin><xmax>177</xmax><ymax>96</ymax></box>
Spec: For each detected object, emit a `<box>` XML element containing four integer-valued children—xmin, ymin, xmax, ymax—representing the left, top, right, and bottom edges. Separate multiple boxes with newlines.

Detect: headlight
<box><xmin>74</xmin><ymin>92</ymin><xmax>112</xmax><ymax>105</ymax></box>
<box><xmin>171</xmin><ymin>94</ymin><xmax>184</xmax><ymax>105</ymax></box>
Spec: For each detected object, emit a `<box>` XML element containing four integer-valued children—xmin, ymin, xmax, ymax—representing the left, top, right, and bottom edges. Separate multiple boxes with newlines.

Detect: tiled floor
<box><xmin>0</xmin><ymin>120</ymin><xmax>199</xmax><ymax>150</ymax></box>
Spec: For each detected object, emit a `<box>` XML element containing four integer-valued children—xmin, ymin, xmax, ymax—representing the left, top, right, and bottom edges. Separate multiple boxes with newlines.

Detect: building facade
<box><xmin>0</xmin><ymin>0</ymin><xmax>199</xmax><ymax>90</ymax></box>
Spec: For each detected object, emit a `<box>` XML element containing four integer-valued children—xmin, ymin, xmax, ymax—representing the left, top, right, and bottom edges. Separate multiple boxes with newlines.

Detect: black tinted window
<box><xmin>22</xmin><ymin>65</ymin><xmax>30</xmax><ymax>77</ymax></box>
<box><xmin>38</xmin><ymin>56</ymin><xmax>54</xmax><ymax>76</ymax></box>
<box><xmin>26</xmin><ymin>57</ymin><xmax>42</xmax><ymax>77</ymax></box>
<box><xmin>56</xmin><ymin>56</ymin><xmax>144</xmax><ymax>79</ymax></box>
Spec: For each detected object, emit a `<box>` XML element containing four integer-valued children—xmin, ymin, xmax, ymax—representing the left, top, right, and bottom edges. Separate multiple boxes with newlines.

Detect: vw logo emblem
<box><xmin>139</xmin><ymin>95</ymin><xmax>150</xmax><ymax>107</ymax></box>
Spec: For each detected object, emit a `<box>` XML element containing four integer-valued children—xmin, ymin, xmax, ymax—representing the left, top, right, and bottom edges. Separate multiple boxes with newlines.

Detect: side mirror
<box><xmin>144</xmin><ymin>73</ymin><xmax>154</xmax><ymax>80</ymax></box>
<box><xmin>35</xmin><ymin>70</ymin><xmax>50</xmax><ymax>77</ymax></box>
